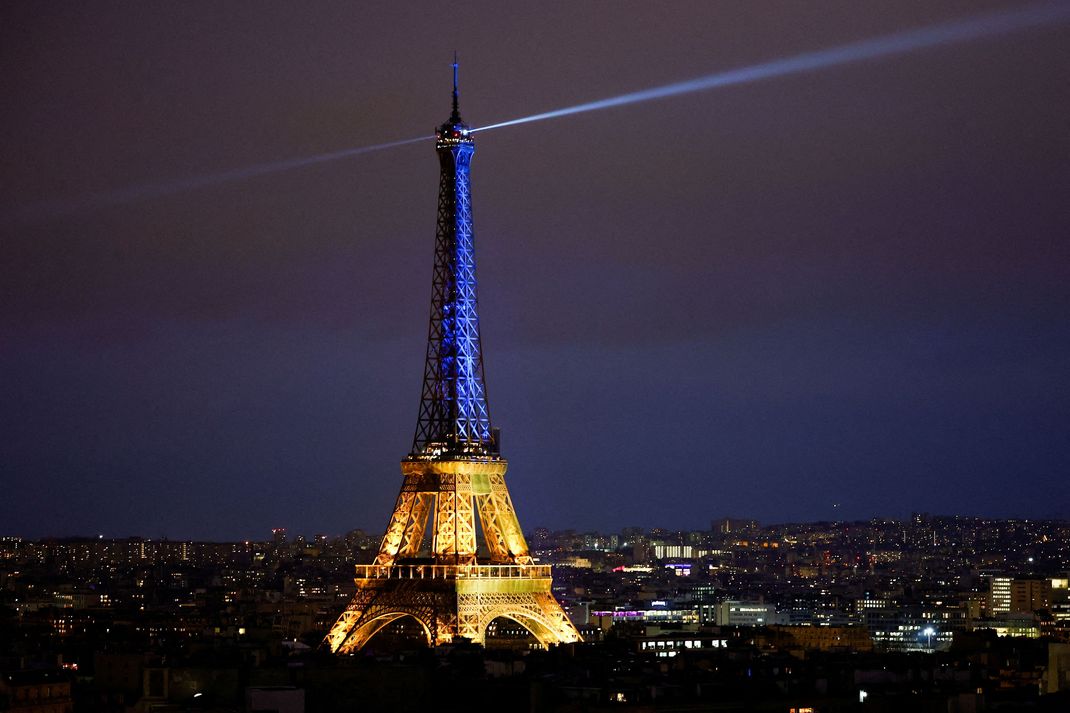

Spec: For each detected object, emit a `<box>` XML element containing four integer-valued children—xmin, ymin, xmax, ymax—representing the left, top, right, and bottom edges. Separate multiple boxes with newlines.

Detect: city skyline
<box><xmin>4</xmin><ymin>500</ymin><xmax>1066</xmax><ymax>709</ymax></box>
<box><xmin>3</xmin><ymin>2</ymin><xmax>1069</xmax><ymax>540</ymax></box>
<box><xmin>5</xmin><ymin>512</ymin><xmax>1069</xmax><ymax>546</ymax></box>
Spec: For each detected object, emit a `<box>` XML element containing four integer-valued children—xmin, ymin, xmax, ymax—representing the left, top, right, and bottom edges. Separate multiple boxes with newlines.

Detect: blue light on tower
<box><xmin>412</xmin><ymin>59</ymin><xmax>494</xmax><ymax>457</ymax></box>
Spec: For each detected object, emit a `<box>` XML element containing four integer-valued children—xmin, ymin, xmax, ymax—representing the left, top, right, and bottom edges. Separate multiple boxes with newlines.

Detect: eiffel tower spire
<box><xmin>323</xmin><ymin>64</ymin><xmax>580</xmax><ymax>653</ymax></box>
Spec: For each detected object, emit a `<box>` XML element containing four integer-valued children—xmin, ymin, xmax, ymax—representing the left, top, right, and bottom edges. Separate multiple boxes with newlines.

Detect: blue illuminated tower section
<box><xmin>413</xmin><ymin>67</ymin><xmax>494</xmax><ymax>456</ymax></box>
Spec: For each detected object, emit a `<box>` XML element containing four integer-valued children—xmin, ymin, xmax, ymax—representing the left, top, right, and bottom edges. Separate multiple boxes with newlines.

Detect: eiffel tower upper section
<box><xmin>412</xmin><ymin>61</ymin><xmax>497</xmax><ymax>460</ymax></box>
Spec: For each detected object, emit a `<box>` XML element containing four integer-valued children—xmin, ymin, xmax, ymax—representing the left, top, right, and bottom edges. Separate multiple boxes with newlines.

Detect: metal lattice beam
<box><xmin>412</xmin><ymin>110</ymin><xmax>493</xmax><ymax>457</ymax></box>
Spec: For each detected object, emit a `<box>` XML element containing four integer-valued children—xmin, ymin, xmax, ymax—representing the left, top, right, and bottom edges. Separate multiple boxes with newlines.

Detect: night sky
<box><xmin>2</xmin><ymin>2</ymin><xmax>1068</xmax><ymax>540</ymax></box>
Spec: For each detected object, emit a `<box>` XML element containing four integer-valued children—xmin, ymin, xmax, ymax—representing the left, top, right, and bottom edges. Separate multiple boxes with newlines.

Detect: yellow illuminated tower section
<box><xmin>324</xmin><ymin>64</ymin><xmax>581</xmax><ymax>653</ymax></box>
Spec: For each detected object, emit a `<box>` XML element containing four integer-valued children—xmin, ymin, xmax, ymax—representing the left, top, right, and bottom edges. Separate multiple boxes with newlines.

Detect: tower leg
<box><xmin>324</xmin><ymin>579</ymin><xmax>459</xmax><ymax>653</ymax></box>
<box><xmin>459</xmin><ymin>589</ymin><xmax>581</xmax><ymax>647</ymax></box>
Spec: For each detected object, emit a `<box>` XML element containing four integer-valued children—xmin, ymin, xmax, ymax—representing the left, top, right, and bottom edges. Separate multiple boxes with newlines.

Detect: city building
<box><xmin>0</xmin><ymin>670</ymin><xmax>73</xmax><ymax>713</ymax></box>
<box><xmin>989</xmin><ymin>575</ymin><xmax>1013</xmax><ymax>614</ymax></box>
<box><xmin>1011</xmin><ymin>578</ymin><xmax>1053</xmax><ymax>614</ymax></box>
<box><xmin>716</xmin><ymin>601</ymin><xmax>785</xmax><ymax>626</ymax></box>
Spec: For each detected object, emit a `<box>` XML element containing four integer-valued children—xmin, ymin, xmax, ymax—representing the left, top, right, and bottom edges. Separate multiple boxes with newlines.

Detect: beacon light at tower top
<box><xmin>435</xmin><ymin>126</ymin><xmax>473</xmax><ymax>149</ymax></box>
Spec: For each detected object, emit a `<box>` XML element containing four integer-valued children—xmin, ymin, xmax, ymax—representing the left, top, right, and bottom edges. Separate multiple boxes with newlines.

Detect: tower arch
<box><xmin>337</xmin><ymin>610</ymin><xmax>433</xmax><ymax>654</ymax></box>
<box><xmin>476</xmin><ymin>608</ymin><xmax>560</xmax><ymax>648</ymax></box>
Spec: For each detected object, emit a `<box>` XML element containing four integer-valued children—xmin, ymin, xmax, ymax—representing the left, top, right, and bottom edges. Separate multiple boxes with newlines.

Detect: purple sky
<box><xmin>2</xmin><ymin>2</ymin><xmax>1068</xmax><ymax>540</ymax></box>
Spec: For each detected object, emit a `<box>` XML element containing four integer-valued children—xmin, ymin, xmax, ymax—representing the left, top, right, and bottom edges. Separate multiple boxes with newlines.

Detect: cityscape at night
<box><xmin>2</xmin><ymin>516</ymin><xmax>1070</xmax><ymax>710</ymax></box>
<box><xmin>3</xmin><ymin>1</ymin><xmax>1069</xmax><ymax>712</ymax></box>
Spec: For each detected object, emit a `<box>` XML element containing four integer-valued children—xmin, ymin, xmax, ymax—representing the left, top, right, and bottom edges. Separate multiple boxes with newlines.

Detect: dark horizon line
<box><xmin>5</xmin><ymin>512</ymin><xmax>1068</xmax><ymax>544</ymax></box>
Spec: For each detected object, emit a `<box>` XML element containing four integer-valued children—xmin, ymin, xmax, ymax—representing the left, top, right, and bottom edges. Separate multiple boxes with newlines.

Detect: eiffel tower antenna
<box><xmin>323</xmin><ymin>67</ymin><xmax>580</xmax><ymax>654</ymax></box>
<box><xmin>450</xmin><ymin>52</ymin><xmax>460</xmax><ymax>122</ymax></box>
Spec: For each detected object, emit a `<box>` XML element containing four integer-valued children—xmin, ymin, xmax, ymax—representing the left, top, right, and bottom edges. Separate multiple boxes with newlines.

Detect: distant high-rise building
<box><xmin>1052</xmin><ymin>576</ymin><xmax>1070</xmax><ymax>623</ymax></box>
<box><xmin>713</xmin><ymin>517</ymin><xmax>759</xmax><ymax>534</ymax></box>
<box><xmin>989</xmin><ymin>575</ymin><xmax>1053</xmax><ymax>615</ymax></box>
<box><xmin>653</xmin><ymin>544</ymin><xmax>693</xmax><ymax>560</ymax></box>
<box><xmin>716</xmin><ymin>601</ymin><xmax>784</xmax><ymax>626</ymax></box>
<box><xmin>989</xmin><ymin>576</ymin><xmax>1013</xmax><ymax>614</ymax></box>
<box><xmin>1011</xmin><ymin>578</ymin><xmax>1052</xmax><ymax>614</ymax></box>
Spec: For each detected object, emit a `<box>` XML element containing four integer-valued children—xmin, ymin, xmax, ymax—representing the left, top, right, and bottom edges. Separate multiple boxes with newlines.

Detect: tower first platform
<box><xmin>323</xmin><ymin>65</ymin><xmax>580</xmax><ymax>653</ymax></box>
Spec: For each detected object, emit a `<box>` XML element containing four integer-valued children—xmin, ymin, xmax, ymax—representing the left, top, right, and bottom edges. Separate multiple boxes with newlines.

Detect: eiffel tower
<box><xmin>324</xmin><ymin>63</ymin><xmax>581</xmax><ymax>653</ymax></box>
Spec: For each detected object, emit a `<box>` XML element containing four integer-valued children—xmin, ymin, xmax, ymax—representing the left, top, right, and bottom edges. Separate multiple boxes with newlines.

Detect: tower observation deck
<box><xmin>323</xmin><ymin>63</ymin><xmax>581</xmax><ymax>653</ymax></box>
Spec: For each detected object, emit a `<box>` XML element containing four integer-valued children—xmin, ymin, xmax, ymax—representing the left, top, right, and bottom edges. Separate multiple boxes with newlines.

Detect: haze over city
<box><xmin>2</xmin><ymin>1</ymin><xmax>1068</xmax><ymax>541</ymax></box>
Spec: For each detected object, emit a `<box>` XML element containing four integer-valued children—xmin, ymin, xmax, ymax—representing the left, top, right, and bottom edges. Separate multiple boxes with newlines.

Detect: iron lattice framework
<box><xmin>324</xmin><ymin>64</ymin><xmax>580</xmax><ymax>653</ymax></box>
<box><xmin>413</xmin><ymin>74</ymin><xmax>492</xmax><ymax>457</ymax></box>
